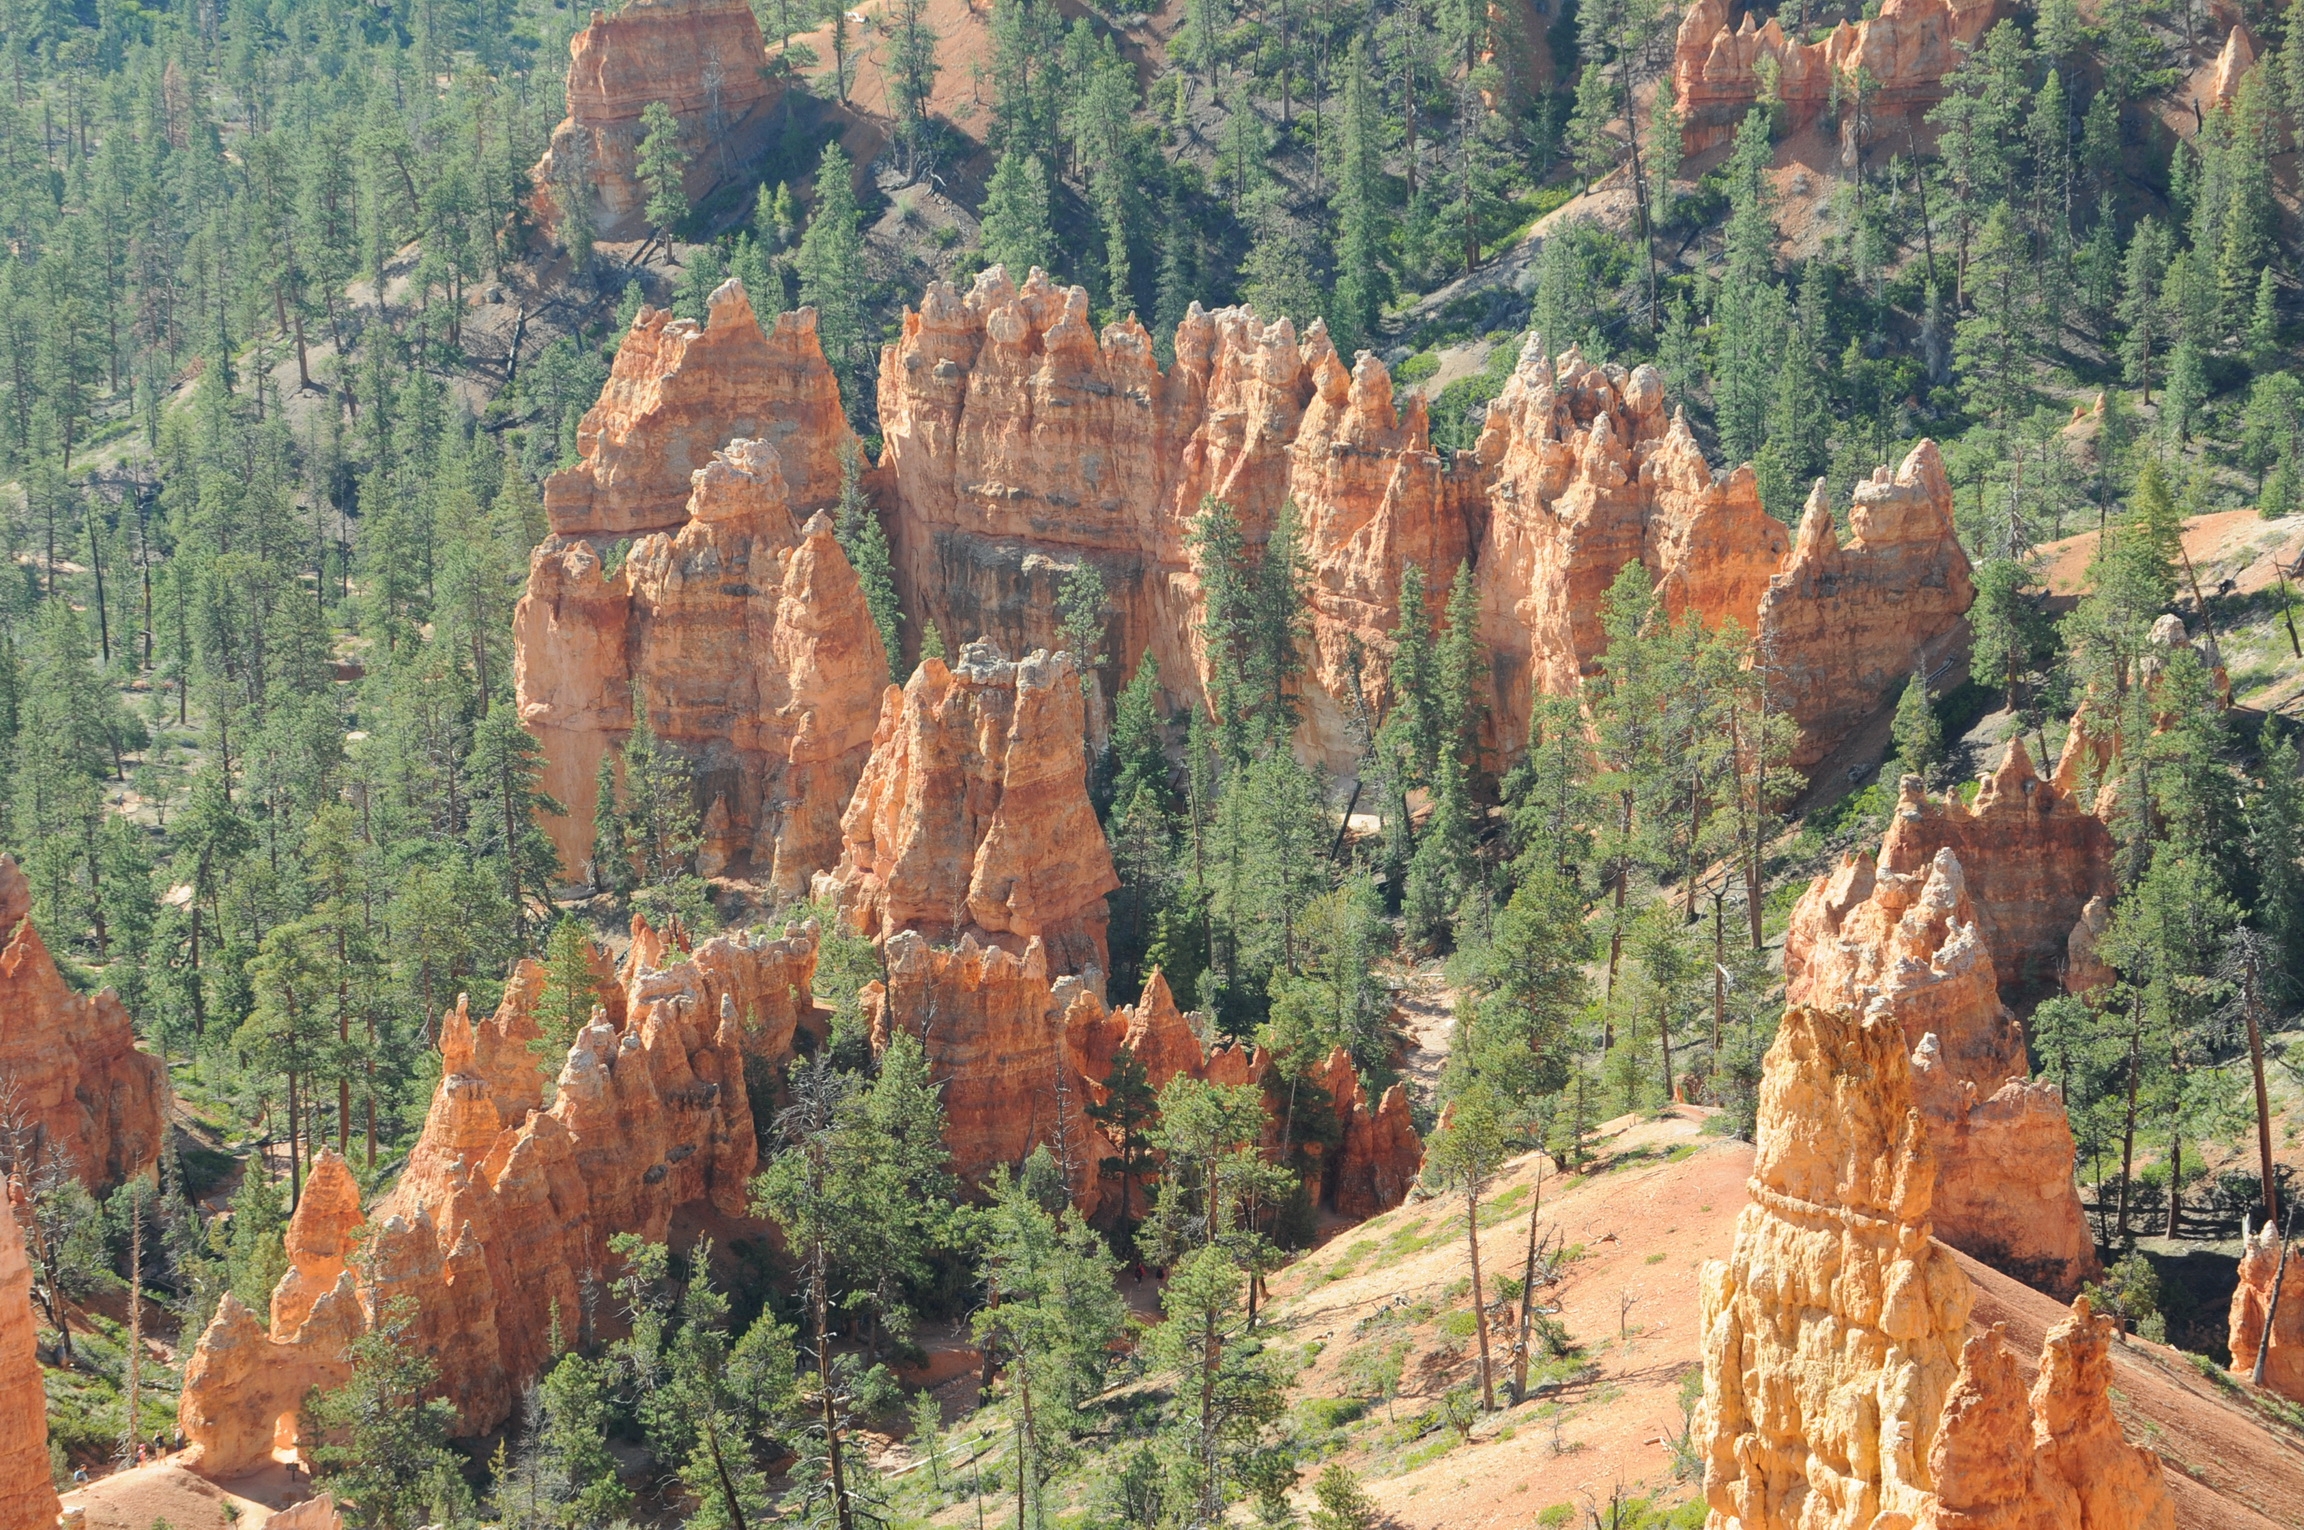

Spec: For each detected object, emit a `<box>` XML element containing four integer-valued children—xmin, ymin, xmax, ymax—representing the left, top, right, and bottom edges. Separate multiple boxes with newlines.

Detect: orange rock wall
<box><xmin>515</xmin><ymin>287</ymin><xmax>886</xmax><ymax>887</ymax></box>
<box><xmin>818</xmin><ymin>644</ymin><xmax>1118</xmax><ymax>977</ymax></box>
<box><xmin>1672</xmin><ymin>0</ymin><xmax>2003</xmax><ymax>157</ymax></box>
<box><xmin>1787</xmin><ymin>781</ymin><xmax>2099</xmax><ymax>1298</ymax></box>
<box><xmin>1696</xmin><ymin>1002</ymin><xmax>2173</xmax><ymax>1530</ymax></box>
<box><xmin>0</xmin><ymin>853</ymin><xmax>166</xmax><ymax>1191</ymax></box>
<box><xmin>875</xmin><ymin>278</ymin><xmax>1972</xmax><ymax>776</ymax></box>
<box><xmin>0</xmin><ymin>1188</ymin><xmax>59</xmax><ymax>1530</ymax></box>
<box><xmin>531</xmin><ymin>0</ymin><xmax>781</xmax><ymax>243</ymax></box>
<box><xmin>182</xmin><ymin>923</ymin><xmax>817</xmax><ymax>1473</ymax></box>
<box><xmin>2229</xmin><ymin>1225</ymin><xmax>2304</xmax><ymax>1401</ymax></box>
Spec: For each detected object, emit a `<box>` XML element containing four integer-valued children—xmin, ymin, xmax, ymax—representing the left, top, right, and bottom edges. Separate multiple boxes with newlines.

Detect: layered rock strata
<box><xmin>1787</xmin><ymin>833</ymin><xmax>2098</xmax><ymax>1297</ymax></box>
<box><xmin>531</xmin><ymin>0</ymin><xmax>779</xmax><ymax>244</ymax></box>
<box><xmin>182</xmin><ymin>923</ymin><xmax>816</xmax><ymax>1472</ymax></box>
<box><xmin>1672</xmin><ymin>0</ymin><xmax>2002</xmax><ymax>157</ymax></box>
<box><xmin>0</xmin><ymin>853</ymin><xmax>167</xmax><ymax>1190</ymax></box>
<box><xmin>2229</xmin><ymin>1225</ymin><xmax>2304</xmax><ymax>1401</ymax></box>
<box><xmin>867</xmin><ymin>932</ymin><xmax>1109</xmax><ymax>1209</ymax></box>
<box><xmin>1865</xmin><ymin>743</ymin><xmax>2117</xmax><ymax>1001</ymax></box>
<box><xmin>515</xmin><ymin>289</ymin><xmax>885</xmax><ymax>885</ymax></box>
<box><xmin>1695</xmin><ymin>1002</ymin><xmax>2173</xmax><ymax>1529</ymax></box>
<box><xmin>542</xmin><ymin>284</ymin><xmax>854</xmax><ymax>542</ymax></box>
<box><xmin>0</xmin><ymin>1187</ymin><xmax>60</xmax><ymax>1530</ymax></box>
<box><xmin>818</xmin><ymin>643</ymin><xmax>1119</xmax><ymax>977</ymax></box>
<box><xmin>873</xmin><ymin>274</ymin><xmax>1973</xmax><ymax>774</ymax></box>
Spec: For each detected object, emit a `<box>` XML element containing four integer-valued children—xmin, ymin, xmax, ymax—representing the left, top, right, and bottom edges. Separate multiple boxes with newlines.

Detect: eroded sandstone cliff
<box><xmin>0</xmin><ymin>1186</ymin><xmax>60</xmax><ymax>1530</ymax></box>
<box><xmin>817</xmin><ymin>643</ymin><xmax>1119</xmax><ymax>977</ymax></box>
<box><xmin>0</xmin><ymin>853</ymin><xmax>166</xmax><ymax>1191</ymax></box>
<box><xmin>1696</xmin><ymin>1001</ymin><xmax>2172</xmax><ymax>1530</ymax></box>
<box><xmin>181</xmin><ymin>922</ymin><xmax>817</xmax><ymax>1472</ymax></box>
<box><xmin>1786</xmin><ymin>808</ymin><xmax>2098</xmax><ymax>1298</ymax></box>
<box><xmin>530</xmin><ymin>0</ymin><xmax>780</xmax><ymax>243</ymax></box>
<box><xmin>871</xmin><ymin>275</ymin><xmax>1972</xmax><ymax>774</ymax></box>
<box><xmin>2229</xmin><ymin>1224</ymin><xmax>2304</xmax><ymax>1401</ymax></box>
<box><xmin>515</xmin><ymin>293</ymin><xmax>886</xmax><ymax>885</ymax></box>
<box><xmin>1672</xmin><ymin>0</ymin><xmax>2002</xmax><ymax>157</ymax></box>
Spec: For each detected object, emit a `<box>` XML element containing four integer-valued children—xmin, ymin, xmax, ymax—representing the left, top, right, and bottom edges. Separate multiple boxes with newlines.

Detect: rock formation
<box><xmin>1787</xmin><ymin>832</ymin><xmax>2098</xmax><ymax>1297</ymax></box>
<box><xmin>1696</xmin><ymin>1002</ymin><xmax>2173</xmax><ymax>1529</ymax></box>
<box><xmin>1309</xmin><ymin>1045</ymin><xmax>1423</xmax><ymax>1220</ymax></box>
<box><xmin>872</xmin><ymin>274</ymin><xmax>1972</xmax><ymax>774</ymax></box>
<box><xmin>1471</xmin><ymin>344</ymin><xmax>1972</xmax><ymax>767</ymax></box>
<box><xmin>1922</xmin><ymin>1309</ymin><xmax>2176</xmax><ymax>1530</ymax></box>
<box><xmin>2229</xmin><ymin>1225</ymin><xmax>2304</xmax><ymax>1401</ymax></box>
<box><xmin>0</xmin><ymin>854</ymin><xmax>167</xmax><ymax>1191</ymax></box>
<box><xmin>1671</xmin><ymin>0</ymin><xmax>2002</xmax><ymax>158</ymax></box>
<box><xmin>531</xmin><ymin>0</ymin><xmax>779</xmax><ymax>244</ymax></box>
<box><xmin>270</xmin><ymin>1150</ymin><xmax>364</xmax><ymax>1338</ymax></box>
<box><xmin>182</xmin><ymin>922</ymin><xmax>817</xmax><ymax>1472</ymax></box>
<box><xmin>1865</xmin><ymin>744</ymin><xmax>2117</xmax><ymax>1002</ymax></box>
<box><xmin>866</xmin><ymin>931</ymin><xmax>1108</xmax><ymax>1209</ymax></box>
<box><xmin>542</xmin><ymin>284</ymin><xmax>854</xmax><ymax>542</ymax></box>
<box><xmin>0</xmin><ymin>1187</ymin><xmax>60</xmax><ymax>1530</ymax></box>
<box><xmin>514</xmin><ymin>286</ymin><xmax>886</xmax><ymax>885</ymax></box>
<box><xmin>818</xmin><ymin>643</ymin><xmax>1119</xmax><ymax>977</ymax></box>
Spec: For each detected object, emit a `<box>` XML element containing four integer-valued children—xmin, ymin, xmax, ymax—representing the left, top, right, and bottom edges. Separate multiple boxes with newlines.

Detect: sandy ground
<box><xmin>60</xmin><ymin>1459</ymin><xmax>306</xmax><ymax>1530</ymax></box>
<box><xmin>1262</xmin><ymin>1107</ymin><xmax>1748</xmax><ymax>1527</ymax></box>
<box><xmin>2036</xmin><ymin>509</ymin><xmax>2304</xmax><ymax>602</ymax></box>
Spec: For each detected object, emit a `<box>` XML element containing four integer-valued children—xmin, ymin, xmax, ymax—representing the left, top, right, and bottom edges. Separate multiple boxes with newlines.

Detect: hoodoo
<box><xmin>0</xmin><ymin>853</ymin><xmax>166</xmax><ymax>1191</ymax></box>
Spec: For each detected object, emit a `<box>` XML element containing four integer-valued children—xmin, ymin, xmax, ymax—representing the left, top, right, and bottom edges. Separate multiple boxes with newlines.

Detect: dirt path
<box><xmin>1391</xmin><ymin>963</ymin><xmax>1457</xmax><ymax>1104</ymax></box>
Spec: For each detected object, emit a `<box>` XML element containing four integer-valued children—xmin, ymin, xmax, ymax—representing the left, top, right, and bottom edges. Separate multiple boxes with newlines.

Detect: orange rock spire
<box><xmin>0</xmin><ymin>1187</ymin><xmax>60</xmax><ymax>1530</ymax></box>
<box><xmin>0</xmin><ymin>853</ymin><xmax>166</xmax><ymax>1191</ymax></box>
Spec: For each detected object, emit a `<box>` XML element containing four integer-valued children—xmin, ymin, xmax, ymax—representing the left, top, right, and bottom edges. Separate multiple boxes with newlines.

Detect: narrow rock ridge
<box><xmin>874</xmin><ymin>273</ymin><xmax>1973</xmax><ymax>773</ymax></box>
<box><xmin>517</xmin><ymin>347</ymin><xmax>888</xmax><ymax>884</ymax></box>
<box><xmin>1696</xmin><ymin>1002</ymin><xmax>2174</xmax><ymax>1529</ymax></box>
<box><xmin>866</xmin><ymin>952</ymin><xmax>1422</xmax><ymax>1220</ymax></box>
<box><xmin>1866</xmin><ymin>741</ymin><xmax>2119</xmax><ymax>1000</ymax></box>
<box><xmin>1786</xmin><ymin>831</ymin><xmax>2099</xmax><ymax>1298</ymax></box>
<box><xmin>2230</xmin><ymin>1224</ymin><xmax>2304</xmax><ymax>1402</ymax></box>
<box><xmin>1672</xmin><ymin>0</ymin><xmax>2003</xmax><ymax>157</ymax></box>
<box><xmin>0</xmin><ymin>852</ymin><xmax>167</xmax><ymax>1191</ymax></box>
<box><xmin>817</xmin><ymin>642</ymin><xmax>1119</xmax><ymax>978</ymax></box>
<box><xmin>179</xmin><ymin>920</ymin><xmax>817</xmax><ymax>1472</ymax></box>
<box><xmin>0</xmin><ymin>1186</ymin><xmax>60</xmax><ymax>1530</ymax></box>
<box><xmin>530</xmin><ymin>0</ymin><xmax>780</xmax><ymax>244</ymax></box>
<box><xmin>541</xmin><ymin>282</ymin><xmax>854</xmax><ymax>541</ymax></box>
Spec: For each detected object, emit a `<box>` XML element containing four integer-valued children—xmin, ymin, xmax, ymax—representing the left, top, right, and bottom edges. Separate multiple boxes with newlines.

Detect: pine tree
<box><xmin>796</xmin><ymin>144</ymin><xmax>870</xmax><ymax>424</ymax></box>
<box><xmin>635</xmin><ymin>101</ymin><xmax>690</xmax><ymax>240</ymax></box>
<box><xmin>981</xmin><ymin>149</ymin><xmax>1056</xmax><ymax>278</ymax></box>
<box><xmin>1890</xmin><ymin>670</ymin><xmax>1942</xmax><ymax>782</ymax></box>
<box><xmin>832</xmin><ymin>441</ymin><xmax>902</xmax><ymax>679</ymax></box>
<box><xmin>1329</xmin><ymin>40</ymin><xmax>1388</xmax><ymax>355</ymax></box>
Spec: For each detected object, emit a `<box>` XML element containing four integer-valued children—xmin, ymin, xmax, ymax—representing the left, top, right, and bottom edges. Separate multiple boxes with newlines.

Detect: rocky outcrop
<box><xmin>874</xmin><ymin>267</ymin><xmax>1491</xmax><ymax>773</ymax></box>
<box><xmin>0</xmin><ymin>854</ymin><xmax>166</xmax><ymax>1191</ymax></box>
<box><xmin>531</xmin><ymin>0</ymin><xmax>780</xmax><ymax>243</ymax></box>
<box><xmin>867</xmin><ymin>931</ymin><xmax>1107</xmax><ymax>1210</ymax></box>
<box><xmin>182</xmin><ymin>923</ymin><xmax>816</xmax><ymax>1473</ymax></box>
<box><xmin>2229</xmin><ymin>1225</ymin><xmax>2304</xmax><ymax>1401</ymax></box>
<box><xmin>818</xmin><ymin>643</ymin><xmax>1118</xmax><ymax>977</ymax></box>
<box><xmin>1787</xmin><ymin>834</ymin><xmax>2098</xmax><ymax>1298</ymax></box>
<box><xmin>1756</xmin><ymin>458</ymin><xmax>1977</xmax><ymax>769</ymax></box>
<box><xmin>1671</xmin><ymin>0</ymin><xmax>2002</xmax><ymax>157</ymax></box>
<box><xmin>542</xmin><ymin>284</ymin><xmax>854</xmax><ymax>542</ymax></box>
<box><xmin>270</xmin><ymin>1150</ymin><xmax>364</xmax><ymax>1338</ymax></box>
<box><xmin>1923</xmin><ymin>1308</ymin><xmax>2176</xmax><ymax>1530</ymax></box>
<box><xmin>1870</xmin><ymin>744</ymin><xmax>2117</xmax><ymax>1001</ymax></box>
<box><xmin>1469</xmin><ymin>343</ymin><xmax>1971</xmax><ymax>768</ymax></box>
<box><xmin>515</xmin><ymin>289</ymin><xmax>886</xmax><ymax>886</ymax></box>
<box><xmin>0</xmin><ymin>1188</ymin><xmax>59</xmax><ymax>1530</ymax></box>
<box><xmin>1310</xmin><ymin>1045</ymin><xmax>1422</xmax><ymax>1220</ymax></box>
<box><xmin>875</xmin><ymin>281</ymin><xmax>1972</xmax><ymax>775</ymax></box>
<box><xmin>1696</xmin><ymin>1002</ymin><xmax>2173</xmax><ymax>1530</ymax></box>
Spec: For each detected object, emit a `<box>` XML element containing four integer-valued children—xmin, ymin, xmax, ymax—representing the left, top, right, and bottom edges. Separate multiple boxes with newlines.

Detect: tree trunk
<box><xmin>2247</xmin><ymin>967</ymin><xmax>2280</xmax><ymax>1229</ymax></box>
<box><xmin>2117</xmin><ymin>1006</ymin><xmax>2142</xmax><ymax>1238</ymax></box>
<box><xmin>1467</xmin><ymin>1185</ymin><xmax>1495</xmax><ymax>1410</ymax></box>
<box><xmin>1511</xmin><ymin>1159</ymin><xmax>1546</xmax><ymax>1403</ymax></box>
